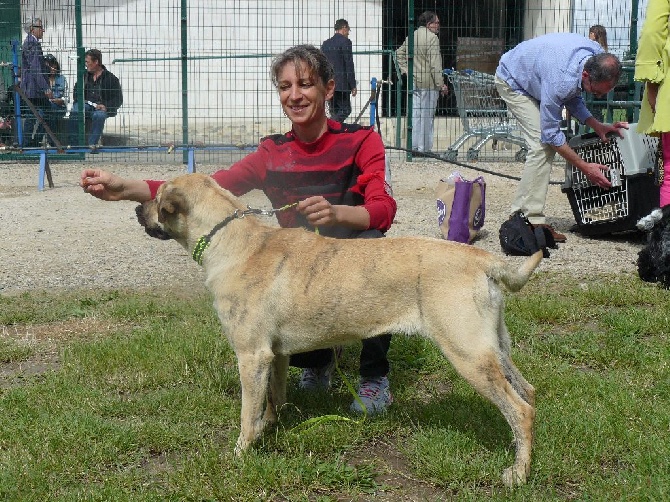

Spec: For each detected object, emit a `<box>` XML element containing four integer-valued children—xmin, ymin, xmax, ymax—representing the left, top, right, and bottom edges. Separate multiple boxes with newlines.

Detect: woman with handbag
<box><xmin>635</xmin><ymin>0</ymin><xmax>670</xmax><ymax>206</ymax></box>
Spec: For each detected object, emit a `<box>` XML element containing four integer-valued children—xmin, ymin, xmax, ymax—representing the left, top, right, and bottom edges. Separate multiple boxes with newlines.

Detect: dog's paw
<box><xmin>234</xmin><ymin>435</ymin><xmax>251</xmax><ymax>457</ymax></box>
<box><xmin>502</xmin><ymin>464</ymin><xmax>528</xmax><ymax>488</ymax></box>
<box><xmin>637</xmin><ymin>208</ymin><xmax>664</xmax><ymax>231</ymax></box>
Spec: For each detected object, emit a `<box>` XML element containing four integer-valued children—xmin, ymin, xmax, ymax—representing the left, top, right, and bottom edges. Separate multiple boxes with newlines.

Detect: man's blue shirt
<box><xmin>496</xmin><ymin>32</ymin><xmax>604</xmax><ymax>147</ymax></box>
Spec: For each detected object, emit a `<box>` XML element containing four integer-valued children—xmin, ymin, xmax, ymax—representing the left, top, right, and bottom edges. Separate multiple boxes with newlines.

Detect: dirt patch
<box><xmin>0</xmin><ymin>318</ymin><xmax>130</xmax><ymax>387</ymax></box>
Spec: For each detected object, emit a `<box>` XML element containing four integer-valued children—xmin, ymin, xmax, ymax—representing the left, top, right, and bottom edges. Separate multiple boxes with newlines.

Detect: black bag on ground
<box><xmin>499</xmin><ymin>211</ymin><xmax>557</xmax><ymax>258</ymax></box>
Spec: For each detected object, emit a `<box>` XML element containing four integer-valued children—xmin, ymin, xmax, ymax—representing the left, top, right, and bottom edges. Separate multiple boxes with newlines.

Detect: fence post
<box><xmin>181</xmin><ymin>0</ymin><xmax>189</xmax><ymax>164</ymax></box>
<box><xmin>369</xmin><ymin>77</ymin><xmax>377</xmax><ymax>127</ymax></box>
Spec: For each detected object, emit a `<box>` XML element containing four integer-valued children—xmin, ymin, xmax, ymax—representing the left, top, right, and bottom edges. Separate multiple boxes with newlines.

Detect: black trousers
<box><xmin>21</xmin><ymin>97</ymin><xmax>51</xmax><ymax>147</ymax></box>
<box><xmin>289</xmin><ymin>229</ymin><xmax>392</xmax><ymax>378</ymax></box>
<box><xmin>329</xmin><ymin>91</ymin><xmax>352</xmax><ymax>123</ymax></box>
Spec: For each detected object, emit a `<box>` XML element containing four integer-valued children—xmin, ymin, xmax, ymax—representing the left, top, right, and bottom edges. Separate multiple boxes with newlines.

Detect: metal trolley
<box><xmin>443</xmin><ymin>69</ymin><xmax>527</xmax><ymax>162</ymax></box>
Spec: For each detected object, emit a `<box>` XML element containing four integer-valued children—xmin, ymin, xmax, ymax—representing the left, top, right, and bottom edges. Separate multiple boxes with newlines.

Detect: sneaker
<box><xmin>350</xmin><ymin>376</ymin><xmax>393</xmax><ymax>415</ymax></box>
<box><xmin>534</xmin><ymin>223</ymin><xmax>567</xmax><ymax>243</ymax></box>
<box><xmin>298</xmin><ymin>346</ymin><xmax>342</xmax><ymax>391</ymax></box>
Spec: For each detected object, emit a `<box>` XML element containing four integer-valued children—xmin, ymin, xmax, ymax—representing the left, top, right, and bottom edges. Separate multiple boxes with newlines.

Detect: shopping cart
<box><xmin>443</xmin><ymin>69</ymin><xmax>527</xmax><ymax>162</ymax></box>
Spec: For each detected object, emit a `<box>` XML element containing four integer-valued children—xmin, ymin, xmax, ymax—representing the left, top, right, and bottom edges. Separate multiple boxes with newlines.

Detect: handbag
<box><xmin>435</xmin><ymin>172</ymin><xmax>485</xmax><ymax>244</ymax></box>
<box><xmin>654</xmin><ymin>137</ymin><xmax>664</xmax><ymax>187</ymax></box>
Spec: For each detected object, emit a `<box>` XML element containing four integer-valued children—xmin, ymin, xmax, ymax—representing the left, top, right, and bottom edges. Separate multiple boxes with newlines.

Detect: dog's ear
<box><xmin>158</xmin><ymin>187</ymin><xmax>188</xmax><ymax>223</ymax></box>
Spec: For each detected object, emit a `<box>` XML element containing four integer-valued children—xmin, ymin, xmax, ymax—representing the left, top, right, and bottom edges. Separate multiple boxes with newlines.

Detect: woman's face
<box><xmin>276</xmin><ymin>61</ymin><xmax>334</xmax><ymax>131</ymax></box>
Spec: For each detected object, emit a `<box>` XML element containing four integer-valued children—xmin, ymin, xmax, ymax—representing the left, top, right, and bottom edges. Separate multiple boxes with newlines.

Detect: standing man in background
<box><xmin>321</xmin><ymin>19</ymin><xmax>357</xmax><ymax>123</ymax></box>
<box><xmin>20</xmin><ymin>17</ymin><xmax>50</xmax><ymax>147</ymax></box>
<box><xmin>396</xmin><ymin>11</ymin><xmax>449</xmax><ymax>154</ymax></box>
<box><xmin>494</xmin><ymin>33</ymin><xmax>626</xmax><ymax>242</ymax></box>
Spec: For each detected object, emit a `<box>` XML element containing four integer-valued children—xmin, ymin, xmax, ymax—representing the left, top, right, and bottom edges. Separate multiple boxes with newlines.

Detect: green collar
<box><xmin>191</xmin><ymin>202</ymin><xmax>300</xmax><ymax>266</ymax></box>
<box><xmin>191</xmin><ymin>212</ymin><xmax>240</xmax><ymax>265</ymax></box>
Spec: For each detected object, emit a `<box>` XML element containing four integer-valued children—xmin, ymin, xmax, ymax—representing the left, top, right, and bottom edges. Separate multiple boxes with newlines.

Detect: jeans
<box><xmin>68</xmin><ymin>102</ymin><xmax>108</xmax><ymax>146</ymax></box>
<box><xmin>289</xmin><ymin>229</ymin><xmax>392</xmax><ymax>378</ymax></box>
<box><xmin>411</xmin><ymin>88</ymin><xmax>439</xmax><ymax>152</ymax></box>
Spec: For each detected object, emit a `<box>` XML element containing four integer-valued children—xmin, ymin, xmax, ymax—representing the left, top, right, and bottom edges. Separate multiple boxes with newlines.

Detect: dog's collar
<box><xmin>192</xmin><ymin>203</ymin><xmax>299</xmax><ymax>265</ymax></box>
<box><xmin>192</xmin><ymin>211</ymin><xmax>240</xmax><ymax>265</ymax></box>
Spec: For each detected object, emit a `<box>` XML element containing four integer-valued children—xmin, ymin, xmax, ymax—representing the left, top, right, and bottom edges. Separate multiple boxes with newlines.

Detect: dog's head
<box><xmin>136</xmin><ymin>173</ymin><xmax>242</xmax><ymax>249</ymax></box>
<box><xmin>637</xmin><ymin>206</ymin><xmax>670</xmax><ymax>288</ymax></box>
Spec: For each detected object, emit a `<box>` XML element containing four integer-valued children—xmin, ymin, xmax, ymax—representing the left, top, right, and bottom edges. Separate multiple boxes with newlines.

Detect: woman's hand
<box><xmin>297</xmin><ymin>196</ymin><xmax>371</xmax><ymax>230</ymax></box>
<box><xmin>80</xmin><ymin>169</ymin><xmax>152</xmax><ymax>202</ymax></box>
<box><xmin>298</xmin><ymin>196</ymin><xmax>338</xmax><ymax>227</ymax></box>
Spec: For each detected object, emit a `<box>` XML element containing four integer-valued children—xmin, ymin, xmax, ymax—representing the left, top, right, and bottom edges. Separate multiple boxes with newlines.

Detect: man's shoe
<box><xmin>298</xmin><ymin>347</ymin><xmax>342</xmax><ymax>391</ymax></box>
<box><xmin>350</xmin><ymin>376</ymin><xmax>393</xmax><ymax>415</ymax></box>
<box><xmin>534</xmin><ymin>223</ymin><xmax>567</xmax><ymax>243</ymax></box>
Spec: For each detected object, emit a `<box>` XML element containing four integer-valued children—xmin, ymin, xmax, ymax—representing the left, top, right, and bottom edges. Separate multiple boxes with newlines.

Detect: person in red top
<box><xmin>80</xmin><ymin>44</ymin><xmax>397</xmax><ymax>415</ymax></box>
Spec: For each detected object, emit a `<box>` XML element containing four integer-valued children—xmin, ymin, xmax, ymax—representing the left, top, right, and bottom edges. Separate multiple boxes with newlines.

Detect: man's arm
<box><xmin>552</xmin><ymin>118</ymin><xmax>628</xmax><ymax>190</ymax></box>
<box><xmin>396</xmin><ymin>38</ymin><xmax>408</xmax><ymax>74</ymax></box>
<box><xmin>553</xmin><ymin>142</ymin><xmax>611</xmax><ymax>189</ymax></box>
<box><xmin>344</xmin><ymin>39</ymin><xmax>356</xmax><ymax>92</ymax></box>
<box><xmin>428</xmin><ymin>34</ymin><xmax>444</xmax><ymax>90</ymax></box>
<box><xmin>101</xmin><ymin>73</ymin><xmax>123</xmax><ymax>114</ymax></box>
<box><xmin>25</xmin><ymin>40</ymin><xmax>49</xmax><ymax>92</ymax></box>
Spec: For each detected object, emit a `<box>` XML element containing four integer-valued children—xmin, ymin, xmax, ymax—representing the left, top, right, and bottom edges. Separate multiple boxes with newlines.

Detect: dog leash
<box><xmin>192</xmin><ymin>203</ymin><xmax>299</xmax><ymax>265</ymax></box>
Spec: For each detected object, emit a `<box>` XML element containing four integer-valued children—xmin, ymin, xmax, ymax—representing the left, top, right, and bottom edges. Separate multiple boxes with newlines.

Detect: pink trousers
<box><xmin>661</xmin><ymin>133</ymin><xmax>670</xmax><ymax>207</ymax></box>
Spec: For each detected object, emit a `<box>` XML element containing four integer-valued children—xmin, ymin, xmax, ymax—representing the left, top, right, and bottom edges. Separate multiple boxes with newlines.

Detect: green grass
<box><xmin>1</xmin><ymin>272</ymin><xmax>670</xmax><ymax>500</ymax></box>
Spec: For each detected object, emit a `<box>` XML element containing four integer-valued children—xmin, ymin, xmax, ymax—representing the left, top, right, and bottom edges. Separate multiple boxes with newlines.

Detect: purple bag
<box><xmin>435</xmin><ymin>173</ymin><xmax>486</xmax><ymax>244</ymax></box>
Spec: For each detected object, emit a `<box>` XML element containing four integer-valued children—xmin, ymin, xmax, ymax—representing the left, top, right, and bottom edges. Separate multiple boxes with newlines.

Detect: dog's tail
<box><xmin>488</xmin><ymin>250</ymin><xmax>543</xmax><ymax>292</ymax></box>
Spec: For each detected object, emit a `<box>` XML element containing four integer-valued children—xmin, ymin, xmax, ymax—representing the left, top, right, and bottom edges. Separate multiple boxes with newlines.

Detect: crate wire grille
<box><xmin>569</xmin><ymin>139</ymin><xmax>628</xmax><ymax>223</ymax></box>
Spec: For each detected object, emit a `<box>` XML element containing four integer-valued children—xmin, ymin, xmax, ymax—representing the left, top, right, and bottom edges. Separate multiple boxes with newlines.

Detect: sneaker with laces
<box><xmin>298</xmin><ymin>346</ymin><xmax>342</xmax><ymax>391</ymax></box>
<box><xmin>350</xmin><ymin>376</ymin><xmax>393</xmax><ymax>415</ymax></box>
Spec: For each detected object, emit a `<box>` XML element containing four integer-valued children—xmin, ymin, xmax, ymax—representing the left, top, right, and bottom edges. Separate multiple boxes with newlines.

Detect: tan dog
<box><xmin>136</xmin><ymin>173</ymin><xmax>542</xmax><ymax>487</ymax></box>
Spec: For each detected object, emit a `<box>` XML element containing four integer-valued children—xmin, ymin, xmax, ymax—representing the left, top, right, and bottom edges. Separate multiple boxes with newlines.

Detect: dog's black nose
<box><xmin>135</xmin><ymin>204</ymin><xmax>172</xmax><ymax>240</ymax></box>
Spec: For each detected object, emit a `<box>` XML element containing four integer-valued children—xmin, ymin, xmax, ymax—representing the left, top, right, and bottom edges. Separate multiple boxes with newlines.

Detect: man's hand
<box><xmin>589</xmin><ymin>120</ymin><xmax>628</xmax><ymax>142</ymax></box>
<box><xmin>555</xmin><ymin>142</ymin><xmax>613</xmax><ymax>190</ymax></box>
<box><xmin>581</xmin><ymin>163</ymin><xmax>612</xmax><ymax>189</ymax></box>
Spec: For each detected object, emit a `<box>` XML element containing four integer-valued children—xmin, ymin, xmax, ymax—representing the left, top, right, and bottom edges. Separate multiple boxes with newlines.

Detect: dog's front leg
<box><xmin>234</xmin><ymin>349</ymin><xmax>274</xmax><ymax>455</ymax></box>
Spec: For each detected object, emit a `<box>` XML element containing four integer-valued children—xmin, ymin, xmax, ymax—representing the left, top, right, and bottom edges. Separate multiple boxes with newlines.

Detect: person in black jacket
<box><xmin>20</xmin><ymin>17</ymin><xmax>50</xmax><ymax>147</ymax></box>
<box><xmin>68</xmin><ymin>49</ymin><xmax>123</xmax><ymax>147</ymax></box>
<box><xmin>321</xmin><ymin>19</ymin><xmax>357</xmax><ymax>122</ymax></box>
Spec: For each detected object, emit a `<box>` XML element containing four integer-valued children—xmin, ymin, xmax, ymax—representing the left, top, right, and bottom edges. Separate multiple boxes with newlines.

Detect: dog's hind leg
<box><xmin>234</xmin><ymin>348</ymin><xmax>274</xmax><ymax>455</ymax></box>
<box><xmin>497</xmin><ymin>311</ymin><xmax>535</xmax><ymax>407</ymax></box>
<box><xmin>442</xmin><ymin>343</ymin><xmax>534</xmax><ymax>487</ymax></box>
<box><xmin>265</xmin><ymin>354</ymin><xmax>289</xmax><ymax>425</ymax></box>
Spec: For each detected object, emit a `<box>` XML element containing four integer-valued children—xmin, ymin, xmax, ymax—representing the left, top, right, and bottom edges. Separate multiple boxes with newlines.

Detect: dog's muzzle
<box><xmin>135</xmin><ymin>204</ymin><xmax>172</xmax><ymax>240</ymax></box>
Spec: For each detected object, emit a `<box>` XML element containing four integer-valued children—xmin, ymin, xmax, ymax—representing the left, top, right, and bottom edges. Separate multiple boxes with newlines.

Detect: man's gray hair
<box><xmin>584</xmin><ymin>53</ymin><xmax>622</xmax><ymax>83</ymax></box>
<box><xmin>24</xmin><ymin>17</ymin><xmax>42</xmax><ymax>34</ymax></box>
